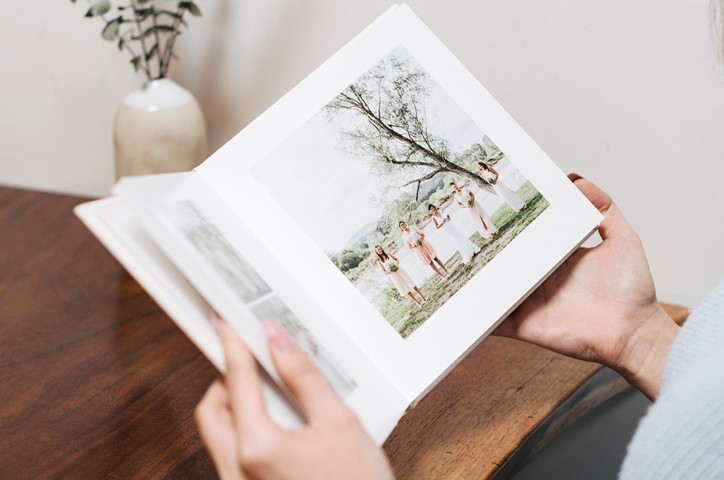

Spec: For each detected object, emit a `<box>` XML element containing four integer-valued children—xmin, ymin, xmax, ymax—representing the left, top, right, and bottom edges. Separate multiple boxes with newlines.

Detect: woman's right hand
<box><xmin>493</xmin><ymin>175</ymin><xmax>679</xmax><ymax>400</ymax></box>
<box><xmin>196</xmin><ymin>319</ymin><xmax>394</xmax><ymax>480</ymax></box>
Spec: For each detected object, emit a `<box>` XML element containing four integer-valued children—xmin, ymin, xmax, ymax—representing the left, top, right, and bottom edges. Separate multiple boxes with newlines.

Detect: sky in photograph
<box><xmin>252</xmin><ymin>47</ymin><xmax>485</xmax><ymax>253</ymax></box>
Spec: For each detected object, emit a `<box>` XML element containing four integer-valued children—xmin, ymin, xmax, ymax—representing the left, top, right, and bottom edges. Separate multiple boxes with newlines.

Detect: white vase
<box><xmin>114</xmin><ymin>79</ymin><xmax>207</xmax><ymax>178</ymax></box>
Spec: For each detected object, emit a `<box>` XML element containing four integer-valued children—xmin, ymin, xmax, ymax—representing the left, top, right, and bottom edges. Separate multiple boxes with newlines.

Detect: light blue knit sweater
<box><xmin>620</xmin><ymin>281</ymin><xmax>724</xmax><ymax>479</ymax></box>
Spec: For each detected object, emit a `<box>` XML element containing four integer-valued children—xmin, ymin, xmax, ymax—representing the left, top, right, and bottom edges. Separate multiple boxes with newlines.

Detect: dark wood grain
<box><xmin>0</xmin><ymin>186</ymin><xmax>689</xmax><ymax>480</ymax></box>
<box><xmin>0</xmin><ymin>187</ymin><xmax>218</xmax><ymax>479</ymax></box>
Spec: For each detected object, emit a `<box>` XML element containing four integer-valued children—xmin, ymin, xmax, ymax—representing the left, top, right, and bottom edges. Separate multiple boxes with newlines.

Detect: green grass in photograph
<box><xmin>383</xmin><ymin>182</ymin><xmax>549</xmax><ymax>338</ymax></box>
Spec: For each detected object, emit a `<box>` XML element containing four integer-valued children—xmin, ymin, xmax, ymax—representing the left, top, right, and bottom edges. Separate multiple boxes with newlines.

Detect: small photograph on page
<box><xmin>176</xmin><ymin>202</ymin><xmax>272</xmax><ymax>302</ymax></box>
<box><xmin>252</xmin><ymin>297</ymin><xmax>357</xmax><ymax>397</ymax></box>
<box><xmin>174</xmin><ymin>201</ymin><xmax>358</xmax><ymax>398</ymax></box>
<box><xmin>252</xmin><ymin>46</ymin><xmax>549</xmax><ymax>339</ymax></box>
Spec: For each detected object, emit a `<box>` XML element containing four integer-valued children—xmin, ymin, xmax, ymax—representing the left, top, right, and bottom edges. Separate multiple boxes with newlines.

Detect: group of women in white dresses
<box><xmin>375</xmin><ymin>162</ymin><xmax>527</xmax><ymax>308</ymax></box>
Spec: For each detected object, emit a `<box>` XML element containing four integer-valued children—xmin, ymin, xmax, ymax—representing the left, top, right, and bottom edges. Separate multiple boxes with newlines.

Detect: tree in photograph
<box><xmin>331</xmin><ymin>248</ymin><xmax>369</xmax><ymax>273</ymax></box>
<box><xmin>481</xmin><ymin>135</ymin><xmax>504</xmax><ymax>163</ymax></box>
<box><xmin>375</xmin><ymin>192</ymin><xmax>428</xmax><ymax>238</ymax></box>
<box><xmin>325</xmin><ymin>54</ymin><xmax>494</xmax><ymax>199</ymax></box>
<box><xmin>457</xmin><ymin>142</ymin><xmax>488</xmax><ymax>171</ymax></box>
<box><xmin>459</xmin><ymin>135</ymin><xmax>504</xmax><ymax>167</ymax></box>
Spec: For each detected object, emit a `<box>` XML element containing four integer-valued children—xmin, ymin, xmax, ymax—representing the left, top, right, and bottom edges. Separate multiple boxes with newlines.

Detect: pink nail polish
<box><xmin>262</xmin><ymin>320</ymin><xmax>294</xmax><ymax>350</ymax></box>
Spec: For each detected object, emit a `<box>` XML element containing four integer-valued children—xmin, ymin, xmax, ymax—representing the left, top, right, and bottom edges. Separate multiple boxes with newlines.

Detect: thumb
<box><xmin>568</xmin><ymin>174</ymin><xmax>633</xmax><ymax>242</ymax></box>
<box><xmin>263</xmin><ymin>320</ymin><xmax>352</xmax><ymax>425</ymax></box>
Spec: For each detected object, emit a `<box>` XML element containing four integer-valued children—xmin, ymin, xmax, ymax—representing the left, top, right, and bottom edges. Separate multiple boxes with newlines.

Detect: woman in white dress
<box><xmin>427</xmin><ymin>204</ymin><xmax>480</xmax><ymax>264</ymax></box>
<box><xmin>451</xmin><ymin>182</ymin><xmax>498</xmax><ymax>239</ymax></box>
<box><xmin>478</xmin><ymin>162</ymin><xmax>526</xmax><ymax>212</ymax></box>
<box><xmin>374</xmin><ymin>245</ymin><xmax>426</xmax><ymax>307</ymax></box>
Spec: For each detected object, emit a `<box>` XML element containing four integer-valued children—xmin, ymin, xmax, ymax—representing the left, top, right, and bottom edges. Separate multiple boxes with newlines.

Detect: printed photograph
<box><xmin>252</xmin><ymin>46</ymin><xmax>549</xmax><ymax>339</ymax></box>
<box><xmin>173</xmin><ymin>201</ymin><xmax>358</xmax><ymax>398</ymax></box>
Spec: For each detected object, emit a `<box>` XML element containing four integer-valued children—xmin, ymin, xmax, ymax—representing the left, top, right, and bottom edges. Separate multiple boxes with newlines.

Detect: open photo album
<box><xmin>75</xmin><ymin>4</ymin><xmax>603</xmax><ymax>445</ymax></box>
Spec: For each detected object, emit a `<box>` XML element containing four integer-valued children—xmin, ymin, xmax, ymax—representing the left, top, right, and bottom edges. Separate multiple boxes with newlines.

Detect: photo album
<box><xmin>75</xmin><ymin>4</ymin><xmax>603</xmax><ymax>445</ymax></box>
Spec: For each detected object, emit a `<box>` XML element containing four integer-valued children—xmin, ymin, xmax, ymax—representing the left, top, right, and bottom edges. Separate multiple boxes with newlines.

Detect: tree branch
<box><xmin>400</xmin><ymin>168</ymin><xmax>443</xmax><ymax>188</ymax></box>
<box><xmin>380</xmin><ymin>154</ymin><xmax>435</xmax><ymax>168</ymax></box>
<box><xmin>327</xmin><ymin>66</ymin><xmax>497</xmax><ymax>194</ymax></box>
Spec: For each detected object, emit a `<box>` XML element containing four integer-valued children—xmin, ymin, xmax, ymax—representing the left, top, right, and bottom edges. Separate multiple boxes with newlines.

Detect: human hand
<box><xmin>195</xmin><ymin>318</ymin><xmax>394</xmax><ymax>480</ymax></box>
<box><xmin>493</xmin><ymin>175</ymin><xmax>679</xmax><ymax>399</ymax></box>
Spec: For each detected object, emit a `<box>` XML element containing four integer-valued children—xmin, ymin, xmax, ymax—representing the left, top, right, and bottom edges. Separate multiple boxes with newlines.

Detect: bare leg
<box><xmin>475</xmin><ymin>215</ymin><xmax>492</xmax><ymax>239</ymax></box>
<box><xmin>428</xmin><ymin>261</ymin><xmax>445</xmax><ymax>278</ymax></box>
<box><xmin>477</xmin><ymin>214</ymin><xmax>496</xmax><ymax>238</ymax></box>
<box><xmin>479</xmin><ymin>215</ymin><xmax>488</xmax><ymax>231</ymax></box>
<box><xmin>434</xmin><ymin>257</ymin><xmax>450</xmax><ymax>277</ymax></box>
<box><xmin>407</xmin><ymin>292</ymin><xmax>422</xmax><ymax>306</ymax></box>
<box><xmin>414</xmin><ymin>287</ymin><xmax>426</xmax><ymax>303</ymax></box>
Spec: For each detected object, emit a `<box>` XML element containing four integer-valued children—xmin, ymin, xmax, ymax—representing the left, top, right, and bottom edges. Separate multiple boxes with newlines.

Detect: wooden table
<box><xmin>0</xmin><ymin>186</ymin><xmax>689</xmax><ymax>479</ymax></box>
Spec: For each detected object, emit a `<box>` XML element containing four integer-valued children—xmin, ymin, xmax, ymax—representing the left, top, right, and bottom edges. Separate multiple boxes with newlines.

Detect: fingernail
<box><xmin>568</xmin><ymin>172</ymin><xmax>584</xmax><ymax>182</ymax></box>
<box><xmin>262</xmin><ymin>320</ymin><xmax>294</xmax><ymax>350</ymax></box>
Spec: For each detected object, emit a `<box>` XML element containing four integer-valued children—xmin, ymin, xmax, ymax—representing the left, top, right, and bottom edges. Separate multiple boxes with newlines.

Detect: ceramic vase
<box><xmin>114</xmin><ymin>79</ymin><xmax>207</xmax><ymax>178</ymax></box>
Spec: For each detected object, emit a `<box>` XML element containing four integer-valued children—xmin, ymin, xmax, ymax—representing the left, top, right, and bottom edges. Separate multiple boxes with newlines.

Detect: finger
<box><xmin>568</xmin><ymin>174</ymin><xmax>631</xmax><ymax>242</ymax></box>
<box><xmin>263</xmin><ymin>320</ymin><xmax>352</xmax><ymax>425</ymax></box>
<box><xmin>195</xmin><ymin>381</ymin><xmax>245</xmax><ymax>480</ymax></box>
<box><xmin>491</xmin><ymin>283</ymin><xmax>548</xmax><ymax>340</ymax></box>
<box><xmin>216</xmin><ymin>316</ymin><xmax>274</xmax><ymax>436</ymax></box>
<box><xmin>568</xmin><ymin>174</ymin><xmax>612</xmax><ymax>213</ymax></box>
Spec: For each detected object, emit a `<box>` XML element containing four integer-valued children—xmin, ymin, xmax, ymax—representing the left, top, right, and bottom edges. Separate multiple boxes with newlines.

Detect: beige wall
<box><xmin>1</xmin><ymin>0</ymin><xmax>722</xmax><ymax>306</ymax></box>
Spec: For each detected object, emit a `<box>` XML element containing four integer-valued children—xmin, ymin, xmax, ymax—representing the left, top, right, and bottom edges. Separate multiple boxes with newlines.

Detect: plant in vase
<box><xmin>70</xmin><ymin>0</ymin><xmax>208</xmax><ymax>178</ymax></box>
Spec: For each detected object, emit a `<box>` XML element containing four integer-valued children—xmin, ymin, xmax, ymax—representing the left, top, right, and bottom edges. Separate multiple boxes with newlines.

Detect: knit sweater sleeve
<box><xmin>619</xmin><ymin>281</ymin><xmax>724</xmax><ymax>479</ymax></box>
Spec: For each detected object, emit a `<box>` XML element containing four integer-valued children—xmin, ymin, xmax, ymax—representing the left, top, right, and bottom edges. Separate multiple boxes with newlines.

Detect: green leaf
<box><xmin>84</xmin><ymin>0</ymin><xmax>111</xmax><ymax>17</ymax></box>
<box><xmin>130</xmin><ymin>56</ymin><xmax>142</xmax><ymax>72</ymax></box>
<box><xmin>179</xmin><ymin>1</ymin><xmax>201</xmax><ymax>16</ymax></box>
<box><xmin>101</xmin><ymin>16</ymin><xmax>122</xmax><ymax>41</ymax></box>
<box><xmin>117</xmin><ymin>30</ymin><xmax>133</xmax><ymax>50</ymax></box>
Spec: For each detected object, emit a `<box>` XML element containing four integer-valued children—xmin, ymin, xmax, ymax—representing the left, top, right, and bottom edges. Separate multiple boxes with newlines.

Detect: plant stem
<box><xmin>160</xmin><ymin>5</ymin><xmax>184</xmax><ymax>78</ymax></box>
<box><xmin>150</xmin><ymin>5</ymin><xmax>164</xmax><ymax>78</ymax></box>
<box><xmin>85</xmin><ymin>0</ymin><xmax>152</xmax><ymax>79</ymax></box>
<box><xmin>130</xmin><ymin>0</ymin><xmax>152</xmax><ymax>81</ymax></box>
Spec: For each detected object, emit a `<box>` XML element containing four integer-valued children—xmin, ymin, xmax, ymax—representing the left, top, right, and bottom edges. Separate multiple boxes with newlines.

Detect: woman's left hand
<box><xmin>196</xmin><ymin>319</ymin><xmax>395</xmax><ymax>480</ymax></box>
